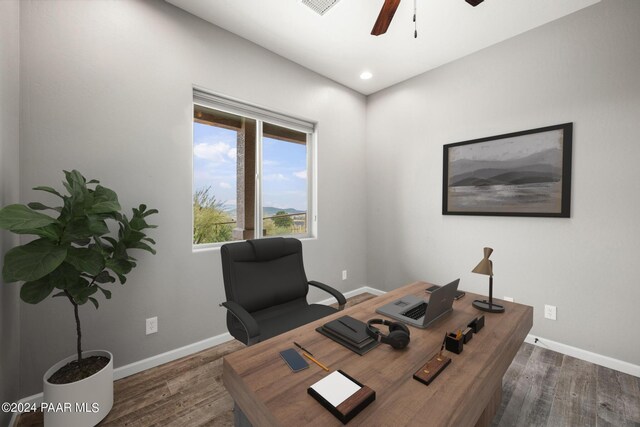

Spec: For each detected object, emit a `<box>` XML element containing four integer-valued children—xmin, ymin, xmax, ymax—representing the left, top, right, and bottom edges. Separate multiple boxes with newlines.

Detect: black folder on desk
<box><xmin>316</xmin><ymin>316</ymin><xmax>379</xmax><ymax>355</ymax></box>
<box><xmin>324</xmin><ymin>316</ymin><xmax>371</xmax><ymax>344</ymax></box>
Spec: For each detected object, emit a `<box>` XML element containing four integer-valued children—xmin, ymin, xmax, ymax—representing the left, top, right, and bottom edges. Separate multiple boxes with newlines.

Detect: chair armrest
<box><xmin>309</xmin><ymin>280</ymin><xmax>347</xmax><ymax>310</ymax></box>
<box><xmin>220</xmin><ymin>301</ymin><xmax>261</xmax><ymax>346</ymax></box>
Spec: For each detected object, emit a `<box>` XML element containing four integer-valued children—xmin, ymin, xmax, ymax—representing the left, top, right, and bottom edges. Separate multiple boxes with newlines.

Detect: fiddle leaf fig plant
<box><xmin>0</xmin><ymin>170</ymin><xmax>158</xmax><ymax>367</ymax></box>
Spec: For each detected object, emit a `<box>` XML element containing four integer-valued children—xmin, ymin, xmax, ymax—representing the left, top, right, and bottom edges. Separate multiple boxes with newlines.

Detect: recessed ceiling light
<box><xmin>360</xmin><ymin>71</ymin><xmax>373</xmax><ymax>80</ymax></box>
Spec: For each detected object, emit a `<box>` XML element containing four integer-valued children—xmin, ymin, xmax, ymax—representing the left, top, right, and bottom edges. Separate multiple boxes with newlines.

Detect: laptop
<box><xmin>375</xmin><ymin>279</ymin><xmax>460</xmax><ymax>329</ymax></box>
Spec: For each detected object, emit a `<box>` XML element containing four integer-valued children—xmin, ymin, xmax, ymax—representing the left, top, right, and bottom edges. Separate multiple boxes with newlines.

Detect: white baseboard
<box><xmin>114</xmin><ymin>332</ymin><xmax>233</xmax><ymax>380</ymax></box>
<box><xmin>525</xmin><ymin>334</ymin><xmax>639</xmax><ymax>378</ymax></box>
<box><xmin>315</xmin><ymin>285</ymin><xmax>386</xmax><ymax>306</ymax></box>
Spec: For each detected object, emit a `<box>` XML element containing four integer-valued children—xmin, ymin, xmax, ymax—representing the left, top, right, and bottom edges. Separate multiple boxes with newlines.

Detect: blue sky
<box><xmin>193</xmin><ymin>122</ymin><xmax>308</xmax><ymax>211</ymax></box>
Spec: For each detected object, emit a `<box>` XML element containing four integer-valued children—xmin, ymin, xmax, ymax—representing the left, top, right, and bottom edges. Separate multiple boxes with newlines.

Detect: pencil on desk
<box><xmin>302</xmin><ymin>352</ymin><xmax>329</xmax><ymax>371</ymax></box>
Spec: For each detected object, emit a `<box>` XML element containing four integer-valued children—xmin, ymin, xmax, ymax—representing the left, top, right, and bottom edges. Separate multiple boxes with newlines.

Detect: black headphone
<box><xmin>366</xmin><ymin>318</ymin><xmax>410</xmax><ymax>349</ymax></box>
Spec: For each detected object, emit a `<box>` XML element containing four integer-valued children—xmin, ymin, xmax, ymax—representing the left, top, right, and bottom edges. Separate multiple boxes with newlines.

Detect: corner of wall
<box><xmin>0</xmin><ymin>0</ymin><xmax>22</xmax><ymax>423</ymax></box>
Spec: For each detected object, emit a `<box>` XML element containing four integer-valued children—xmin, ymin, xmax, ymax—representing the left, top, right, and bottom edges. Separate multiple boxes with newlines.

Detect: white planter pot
<box><xmin>42</xmin><ymin>350</ymin><xmax>114</xmax><ymax>427</ymax></box>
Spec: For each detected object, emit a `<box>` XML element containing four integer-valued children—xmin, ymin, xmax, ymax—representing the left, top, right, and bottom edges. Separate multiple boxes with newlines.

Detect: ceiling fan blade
<box><xmin>371</xmin><ymin>0</ymin><xmax>401</xmax><ymax>36</ymax></box>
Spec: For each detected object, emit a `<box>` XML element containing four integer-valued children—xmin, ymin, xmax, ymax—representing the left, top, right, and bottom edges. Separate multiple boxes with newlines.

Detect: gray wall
<box><xmin>0</xmin><ymin>0</ymin><xmax>22</xmax><ymax>423</ymax></box>
<box><xmin>366</xmin><ymin>0</ymin><xmax>640</xmax><ymax>365</ymax></box>
<box><xmin>19</xmin><ymin>0</ymin><xmax>367</xmax><ymax>395</ymax></box>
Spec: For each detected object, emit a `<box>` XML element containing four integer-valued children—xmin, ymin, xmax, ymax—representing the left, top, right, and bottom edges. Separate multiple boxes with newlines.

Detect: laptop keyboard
<box><xmin>403</xmin><ymin>302</ymin><xmax>427</xmax><ymax>320</ymax></box>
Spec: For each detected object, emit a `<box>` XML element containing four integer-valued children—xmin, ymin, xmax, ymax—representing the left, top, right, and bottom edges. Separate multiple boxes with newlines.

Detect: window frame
<box><xmin>192</xmin><ymin>88</ymin><xmax>317</xmax><ymax>251</ymax></box>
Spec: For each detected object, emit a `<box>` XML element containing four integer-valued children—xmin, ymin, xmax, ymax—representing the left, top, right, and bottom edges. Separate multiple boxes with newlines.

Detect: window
<box><xmin>192</xmin><ymin>90</ymin><xmax>315</xmax><ymax>247</ymax></box>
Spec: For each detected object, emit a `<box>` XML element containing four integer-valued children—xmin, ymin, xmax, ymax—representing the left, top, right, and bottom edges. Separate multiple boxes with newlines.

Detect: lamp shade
<box><xmin>472</xmin><ymin>247</ymin><xmax>493</xmax><ymax>276</ymax></box>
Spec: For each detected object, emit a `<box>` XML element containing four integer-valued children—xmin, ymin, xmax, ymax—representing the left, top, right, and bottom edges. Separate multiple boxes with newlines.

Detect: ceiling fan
<box><xmin>371</xmin><ymin>0</ymin><xmax>485</xmax><ymax>36</ymax></box>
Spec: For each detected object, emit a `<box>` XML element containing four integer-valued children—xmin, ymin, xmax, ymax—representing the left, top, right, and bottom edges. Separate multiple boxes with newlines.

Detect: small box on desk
<box><xmin>308</xmin><ymin>370</ymin><xmax>375</xmax><ymax>424</ymax></box>
<box><xmin>467</xmin><ymin>315</ymin><xmax>485</xmax><ymax>333</ymax></box>
<box><xmin>462</xmin><ymin>327</ymin><xmax>473</xmax><ymax>344</ymax></box>
<box><xmin>445</xmin><ymin>333</ymin><xmax>463</xmax><ymax>354</ymax></box>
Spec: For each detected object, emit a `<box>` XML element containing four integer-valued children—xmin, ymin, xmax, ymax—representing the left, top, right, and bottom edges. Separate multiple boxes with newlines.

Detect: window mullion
<box><xmin>255</xmin><ymin>120</ymin><xmax>264</xmax><ymax>239</ymax></box>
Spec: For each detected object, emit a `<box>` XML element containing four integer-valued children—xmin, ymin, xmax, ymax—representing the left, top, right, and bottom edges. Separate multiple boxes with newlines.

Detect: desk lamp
<box><xmin>471</xmin><ymin>247</ymin><xmax>505</xmax><ymax>313</ymax></box>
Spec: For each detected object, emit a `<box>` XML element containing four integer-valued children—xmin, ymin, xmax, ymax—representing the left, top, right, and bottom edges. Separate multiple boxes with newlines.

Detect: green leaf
<box><xmin>52</xmin><ymin>291</ymin><xmax>67</xmax><ymax>298</ymax></box>
<box><xmin>33</xmin><ymin>186</ymin><xmax>64</xmax><ymax>198</ymax></box>
<box><xmin>65</xmin><ymin>277</ymin><xmax>94</xmax><ymax>304</ymax></box>
<box><xmin>103</xmin><ymin>237</ymin><xmax>118</xmax><ymax>248</ymax></box>
<box><xmin>87</xmin><ymin>216</ymin><xmax>109</xmax><ymax>235</ymax></box>
<box><xmin>0</xmin><ymin>204</ymin><xmax>58</xmax><ymax>232</ymax></box>
<box><xmin>94</xmin><ymin>271</ymin><xmax>115</xmax><ymax>284</ymax></box>
<box><xmin>64</xmin><ymin>170</ymin><xmax>87</xmax><ymax>189</ymax></box>
<box><xmin>7</xmin><ymin>224</ymin><xmax>61</xmax><ymax>241</ymax></box>
<box><xmin>63</xmin><ymin>170</ymin><xmax>87</xmax><ymax>201</ymax></box>
<box><xmin>65</xmin><ymin>247</ymin><xmax>105</xmax><ymax>276</ymax></box>
<box><xmin>49</xmin><ymin>263</ymin><xmax>82</xmax><ymax>290</ymax></box>
<box><xmin>27</xmin><ymin>202</ymin><xmax>61</xmax><ymax>212</ymax></box>
<box><xmin>97</xmin><ymin>285</ymin><xmax>112</xmax><ymax>299</ymax></box>
<box><xmin>20</xmin><ymin>278</ymin><xmax>56</xmax><ymax>304</ymax></box>
<box><xmin>123</xmin><ymin>229</ymin><xmax>145</xmax><ymax>246</ymax></box>
<box><xmin>61</xmin><ymin>218</ymin><xmax>93</xmax><ymax>243</ymax></box>
<box><xmin>87</xmin><ymin>179</ymin><xmax>100</xmax><ymax>184</ymax></box>
<box><xmin>129</xmin><ymin>216</ymin><xmax>148</xmax><ymax>231</ymax></box>
<box><xmin>88</xmin><ymin>297</ymin><xmax>99</xmax><ymax>309</ymax></box>
<box><xmin>3</xmin><ymin>239</ymin><xmax>67</xmax><ymax>282</ymax></box>
<box><xmin>72</xmin><ymin>238</ymin><xmax>91</xmax><ymax>246</ymax></box>
<box><xmin>90</xmin><ymin>185</ymin><xmax>121</xmax><ymax>214</ymax></box>
<box><xmin>142</xmin><ymin>237</ymin><xmax>156</xmax><ymax>245</ymax></box>
<box><xmin>105</xmin><ymin>258</ymin><xmax>133</xmax><ymax>275</ymax></box>
<box><xmin>128</xmin><ymin>241</ymin><xmax>156</xmax><ymax>255</ymax></box>
<box><xmin>142</xmin><ymin>209</ymin><xmax>158</xmax><ymax>218</ymax></box>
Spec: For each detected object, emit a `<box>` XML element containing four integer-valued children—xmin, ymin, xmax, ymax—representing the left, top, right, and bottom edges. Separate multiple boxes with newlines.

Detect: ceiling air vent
<box><xmin>301</xmin><ymin>0</ymin><xmax>340</xmax><ymax>16</ymax></box>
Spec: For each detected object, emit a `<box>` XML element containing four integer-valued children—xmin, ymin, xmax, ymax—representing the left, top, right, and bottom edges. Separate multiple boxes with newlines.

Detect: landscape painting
<box><xmin>442</xmin><ymin>123</ymin><xmax>572</xmax><ymax>217</ymax></box>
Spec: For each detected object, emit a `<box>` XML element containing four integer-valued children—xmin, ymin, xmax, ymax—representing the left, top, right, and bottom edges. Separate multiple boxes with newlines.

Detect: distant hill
<box><xmin>263</xmin><ymin>207</ymin><xmax>305</xmax><ymax>216</ymax></box>
<box><xmin>223</xmin><ymin>206</ymin><xmax>305</xmax><ymax>219</ymax></box>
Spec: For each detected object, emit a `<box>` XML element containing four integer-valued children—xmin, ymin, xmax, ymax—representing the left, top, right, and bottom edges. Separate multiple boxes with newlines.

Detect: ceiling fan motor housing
<box><xmin>466</xmin><ymin>0</ymin><xmax>485</xmax><ymax>6</ymax></box>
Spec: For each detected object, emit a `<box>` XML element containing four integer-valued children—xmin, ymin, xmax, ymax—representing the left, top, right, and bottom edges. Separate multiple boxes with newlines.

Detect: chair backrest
<box><xmin>220</xmin><ymin>237</ymin><xmax>309</xmax><ymax>313</ymax></box>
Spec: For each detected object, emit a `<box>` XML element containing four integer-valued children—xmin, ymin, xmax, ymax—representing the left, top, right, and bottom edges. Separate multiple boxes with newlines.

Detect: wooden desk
<box><xmin>223</xmin><ymin>282</ymin><xmax>533</xmax><ymax>426</ymax></box>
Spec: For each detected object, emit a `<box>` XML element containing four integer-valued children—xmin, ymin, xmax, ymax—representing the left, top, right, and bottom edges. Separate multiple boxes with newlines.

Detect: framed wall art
<box><xmin>442</xmin><ymin>123</ymin><xmax>572</xmax><ymax>217</ymax></box>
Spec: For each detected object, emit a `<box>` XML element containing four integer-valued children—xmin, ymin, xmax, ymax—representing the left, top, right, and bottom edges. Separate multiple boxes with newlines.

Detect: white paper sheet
<box><xmin>310</xmin><ymin>371</ymin><xmax>361</xmax><ymax>407</ymax></box>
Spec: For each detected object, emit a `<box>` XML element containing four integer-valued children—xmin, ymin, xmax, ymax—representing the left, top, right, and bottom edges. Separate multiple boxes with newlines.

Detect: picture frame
<box><xmin>442</xmin><ymin>123</ymin><xmax>573</xmax><ymax>217</ymax></box>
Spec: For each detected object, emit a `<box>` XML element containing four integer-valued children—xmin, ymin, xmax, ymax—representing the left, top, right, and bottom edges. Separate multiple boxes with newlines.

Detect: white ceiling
<box><xmin>166</xmin><ymin>0</ymin><xmax>600</xmax><ymax>95</ymax></box>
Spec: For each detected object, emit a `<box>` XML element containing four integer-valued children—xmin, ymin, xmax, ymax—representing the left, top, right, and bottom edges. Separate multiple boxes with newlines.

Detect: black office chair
<box><xmin>220</xmin><ymin>237</ymin><xmax>346</xmax><ymax>346</ymax></box>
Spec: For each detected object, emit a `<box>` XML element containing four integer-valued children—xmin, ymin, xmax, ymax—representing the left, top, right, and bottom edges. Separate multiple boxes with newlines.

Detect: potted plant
<box><xmin>0</xmin><ymin>170</ymin><xmax>158</xmax><ymax>426</ymax></box>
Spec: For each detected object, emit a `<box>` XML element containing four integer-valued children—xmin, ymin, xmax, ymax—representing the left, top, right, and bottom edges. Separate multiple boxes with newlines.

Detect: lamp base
<box><xmin>472</xmin><ymin>299</ymin><xmax>505</xmax><ymax>313</ymax></box>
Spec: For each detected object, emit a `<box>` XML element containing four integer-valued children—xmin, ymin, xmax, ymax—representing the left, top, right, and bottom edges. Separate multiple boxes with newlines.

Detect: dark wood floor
<box><xmin>491</xmin><ymin>342</ymin><xmax>640</xmax><ymax>427</ymax></box>
<box><xmin>17</xmin><ymin>293</ymin><xmax>640</xmax><ymax>426</ymax></box>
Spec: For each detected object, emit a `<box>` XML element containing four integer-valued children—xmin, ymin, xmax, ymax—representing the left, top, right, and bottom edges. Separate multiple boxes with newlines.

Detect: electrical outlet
<box><xmin>146</xmin><ymin>317</ymin><xmax>158</xmax><ymax>335</ymax></box>
<box><xmin>342</xmin><ymin>270</ymin><xmax>347</xmax><ymax>280</ymax></box>
<box><xmin>544</xmin><ymin>305</ymin><xmax>557</xmax><ymax>320</ymax></box>
<box><xmin>503</xmin><ymin>296</ymin><xmax>514</xmax><ymax>302</ymax></box>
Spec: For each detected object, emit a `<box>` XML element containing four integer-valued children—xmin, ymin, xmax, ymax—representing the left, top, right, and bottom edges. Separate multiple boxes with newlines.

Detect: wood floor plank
<box><xmin>491</xmin><ymin>341</ymin><xmax>535</xmax><ymax>426</ymax></box>
<box><xmin>595</xmin><ymin>365</ymin><xmax>636</xmax><ymax>426</ymax></box>
<box><xmin>495</xmin><ymin>345</ymin><xmax>563</xmax><ymax>427</ymax></box>
<box><xmin>547</xmin><ymin>355</ymin><xmax>597</xmax><ymax>427</ymax></box>
<box><xmin>514</xmin><ymin>347</ymin><xmax>564</xmax><ymax>426</ymax></box>
<box><xmin>104</xmin><ymin>382</ymin><xmax>172</xmax><ymax>422</ymax></box>
<box><xmin>153</xmin><ymin>386</ymin><xmax>233</xmax><ymax>427</ymax></box>
<box><xmin>617</xmin><ymin>368</ymin><xmax>640</xmax><ymax>424</ymax></box>
<box><xmin>166</xmin><ymin>358</ymin><xmax>221</xmax><ymax>395</ymax></box>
